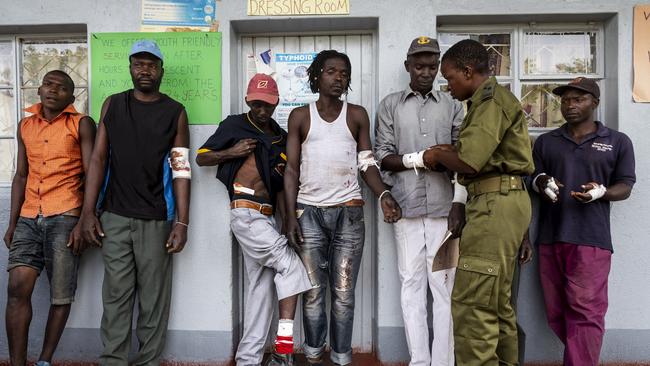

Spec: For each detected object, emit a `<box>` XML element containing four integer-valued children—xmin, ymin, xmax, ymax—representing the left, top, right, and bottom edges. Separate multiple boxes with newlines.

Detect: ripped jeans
<box><xmin>297</xmin><ymin>203</ymin><xmax>365</xmax><ymax>365</ymax></box>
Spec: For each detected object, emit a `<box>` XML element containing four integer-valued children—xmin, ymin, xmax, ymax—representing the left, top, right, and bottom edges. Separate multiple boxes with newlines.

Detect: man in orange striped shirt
<box><xmin>3</xmin><ymin>70</ymin><xmax>96</xmax><ymax>366</ymax></box>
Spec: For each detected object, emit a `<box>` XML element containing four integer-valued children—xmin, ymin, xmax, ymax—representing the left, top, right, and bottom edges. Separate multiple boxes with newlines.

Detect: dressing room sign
<box><xmin>247</xmin><ymin>0</ymin><xmax>350</xmax><ymax>16</ymax></box>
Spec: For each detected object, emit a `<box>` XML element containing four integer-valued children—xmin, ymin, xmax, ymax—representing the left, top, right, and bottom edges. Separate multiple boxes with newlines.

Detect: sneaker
<box><xmin>35</xmin><ymin>362</ymin><xmax>51</xmax><ymax>366</ymax></box>
<box><xmin>264</xmin><ymin>352</ymin><xmax>294</xmax><ymax>366</ymax></box>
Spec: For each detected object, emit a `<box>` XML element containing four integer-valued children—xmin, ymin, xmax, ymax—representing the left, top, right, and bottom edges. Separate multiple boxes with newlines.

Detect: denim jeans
<box><xmin>297</xmin><ymin>203</ymin><xmax>364</xmax><ymax>365</ymax></box>
<box><xmin>8</xmin><ymin>215</ymin><xmax>80</xmax><ymax>304</ymax></box>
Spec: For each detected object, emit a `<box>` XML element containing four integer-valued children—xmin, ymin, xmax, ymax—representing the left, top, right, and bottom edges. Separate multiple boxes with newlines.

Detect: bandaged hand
<box><xmin>533</xmin><ymin>173</ymin><xmax>563</xmax><ymax>203</ymax></box>
<box><xmin>571</xmin><ymin>182</ymin><xmax>607</xmax><ymax>203</ymax></box>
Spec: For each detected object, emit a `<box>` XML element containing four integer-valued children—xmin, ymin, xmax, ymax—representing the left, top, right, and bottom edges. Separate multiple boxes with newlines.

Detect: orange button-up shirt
<box><xmin>20</xmin><ymin>103</ymin><xmax>86</xmax><ymax>218</ymax></box>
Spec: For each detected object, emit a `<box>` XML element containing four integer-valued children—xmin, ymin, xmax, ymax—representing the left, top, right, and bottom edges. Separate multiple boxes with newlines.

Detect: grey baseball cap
<box><xmin>407</xmin><ymin>36</ymin><xmax>441</xmax><ymax>56</ymax></box>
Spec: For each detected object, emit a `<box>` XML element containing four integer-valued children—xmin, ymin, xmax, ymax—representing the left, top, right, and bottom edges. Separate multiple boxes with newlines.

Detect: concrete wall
<box><xmin>1</xmin><ymin>0</ymin><xmax>649</xmax><ymax>363</ymax></box>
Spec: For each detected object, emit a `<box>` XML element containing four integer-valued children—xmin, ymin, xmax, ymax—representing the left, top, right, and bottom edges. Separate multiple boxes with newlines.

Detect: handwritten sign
<box><xmin>633</xmin><ymin>5</ymin><xmax>650</xmax><ymax>102</ymax></box>
<box><xmin>90</xmin><ymin>32</ymin><xmax>221</xmax><ymax>124</ymax></box>
<box><xmin>247</xmin><ymin>0</ymin><xmax>349</xmax><ymax>16</ymax></box>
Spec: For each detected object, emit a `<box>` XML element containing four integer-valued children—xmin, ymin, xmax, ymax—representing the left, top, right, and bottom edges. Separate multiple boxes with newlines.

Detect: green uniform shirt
<box><xmin>457</xmin><ymin>76</ymin><xmax>534</xmax><ymax>185</ymax></box>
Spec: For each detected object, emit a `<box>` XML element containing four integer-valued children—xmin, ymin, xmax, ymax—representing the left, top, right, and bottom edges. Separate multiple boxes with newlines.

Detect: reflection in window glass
<box><xmin>0</xmin><ymin>90</ymin><xmax>15</xmax><ymax>136</ymax></box>
<box><xmin>0</xmin><ymin>41</ymin><xmax>14</xmax><ymax>87</ymax></box>
<box><xmin>522</xmin><ymin>31</ymin><xmax>597</xmax><ymax>75</ymax></box>
<box><xmin>0</xmin><ymin>139</ymin><xmax>15</xmax><ymax>182</ymax></box>
<box><xmin>521</xmin><ymin>83</ymin><xmax>564</xmax><ymax>128</ymax></box>
<box><xmin>439</xmin><ymin>33</ymin><xmax>511</xmax><ymax>77</ymax></box>
<box><xmin>21</xmin><ymin>39</ymin><xmax>88</xmax><ymax>88</ymax></box>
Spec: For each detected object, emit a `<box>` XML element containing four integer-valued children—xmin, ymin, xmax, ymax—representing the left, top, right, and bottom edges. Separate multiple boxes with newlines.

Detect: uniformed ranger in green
<box><xmin>422</xmin><ymin>39</ymin><xmax>534</xmax><ymax>365</ymax></box>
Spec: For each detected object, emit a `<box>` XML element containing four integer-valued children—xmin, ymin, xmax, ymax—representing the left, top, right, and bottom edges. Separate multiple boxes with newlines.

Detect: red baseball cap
<box><xmin>246</xmin><ymin>73</ymin><xmax>279</xmax><ymax>105</ymax></box>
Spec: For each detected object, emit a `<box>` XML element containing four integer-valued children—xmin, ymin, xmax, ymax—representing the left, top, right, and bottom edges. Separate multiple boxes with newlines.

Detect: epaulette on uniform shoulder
<box><xmin>481</xmin><ymin>84</ymin><xmax>495</xmax><ymax>101</ymax></box>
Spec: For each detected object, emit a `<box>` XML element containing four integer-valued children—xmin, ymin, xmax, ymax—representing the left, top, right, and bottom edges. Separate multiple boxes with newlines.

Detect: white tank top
<box><xmin>297</xmin><ymin>101</ymin><xmax>362</xmax><ymax>206</ymax></box>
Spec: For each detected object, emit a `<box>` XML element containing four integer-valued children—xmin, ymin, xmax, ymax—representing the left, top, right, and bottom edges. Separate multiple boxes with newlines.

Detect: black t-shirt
<box><xmin>200</xmin><ymin>113</ymin><xmax>287</xmax><ymax>205</ymax></box>
<box><xmin>101</xmin><ymin>90</ymin><xmax>184</xmax><ymax>220</ymax></box>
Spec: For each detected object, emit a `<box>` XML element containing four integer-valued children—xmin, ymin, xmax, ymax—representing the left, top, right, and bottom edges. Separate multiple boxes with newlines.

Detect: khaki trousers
<box><xmin>452</xmin><ymin>190</ymin><xmax>531</xmax><ymax>366</ymax></box>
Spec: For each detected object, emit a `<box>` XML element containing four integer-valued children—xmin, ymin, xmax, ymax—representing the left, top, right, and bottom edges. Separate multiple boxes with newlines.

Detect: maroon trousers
<box><xmin>539</xmin><ymin>243</ymin><xmax>611</xmax><ymax>366</ymax></box>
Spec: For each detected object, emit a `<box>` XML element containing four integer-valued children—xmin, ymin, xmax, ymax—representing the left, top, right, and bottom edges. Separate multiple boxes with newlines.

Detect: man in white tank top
<box><xmin>284</xmin><ymin>50</ymin><xmax>402</xmax><ymax>366</ymax></box>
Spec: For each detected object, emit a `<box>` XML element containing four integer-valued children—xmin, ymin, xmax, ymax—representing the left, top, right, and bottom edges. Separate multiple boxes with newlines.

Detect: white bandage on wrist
<box><xmin>169</xmin><ymin>147</ymin><xmax>191</xmax><ymax>179</ymax></box>
<box><xmin>452</xmin><ymin>174</ymin><xmax>467</xmax><ymax>204</ymax></box>
<box><xmin>402</xmin><ymin>151</ymin><xmax>426</xmax><ymax>169</ymax></box>
<box><xmin>533</xmin><ymin>173</ymin><xmax>560</xmax><ymax>202</ymax></box>
<box><xmin>531</xmin><ymin>173</ymin><xmax>545</xmax><ymax>193</ymax></box>
<box><xmin>585</xmin><ymin>184</ymin><xmax>607</xmax><ymax>203</ymax></box>
<box><xmin>358</xmin><ymin>150</ymin><xmax>380</xmax><ymax>172</ymax></box>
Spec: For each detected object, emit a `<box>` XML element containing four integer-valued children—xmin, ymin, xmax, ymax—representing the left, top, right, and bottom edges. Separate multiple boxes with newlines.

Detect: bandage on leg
<box><xmin>275</xmin><ymin>319</ymin><xmax>294</xmax><ymax>354</ymax></box>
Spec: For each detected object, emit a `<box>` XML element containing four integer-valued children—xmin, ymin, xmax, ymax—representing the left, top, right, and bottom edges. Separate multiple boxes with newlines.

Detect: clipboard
<box><xmin>432</xmin><ymin>230</ymin><xmax>460</xmax><ymax>272</ymax></box>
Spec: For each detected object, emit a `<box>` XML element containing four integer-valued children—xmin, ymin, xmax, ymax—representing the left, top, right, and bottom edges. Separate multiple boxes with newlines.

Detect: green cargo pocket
<box><xmin>452</xmin><ymin>256</ymin><xmax>499</xmax><ymax>308</ymax></box>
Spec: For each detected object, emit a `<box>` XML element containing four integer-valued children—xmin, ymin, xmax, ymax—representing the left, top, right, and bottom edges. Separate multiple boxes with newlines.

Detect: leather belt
<box><xmin>230</xmin><ymin>199</ymin><xmax>274</xmax><ymax>216</ymax></box>
<box><xmin>325</xmin><ymin>199</ymin><xmax>365</xmax><ymax>208</ymax></box>
<box><xmin>466</xmin><ymin>175</ymin><xmax>525</xmax><ymax>198</ymax></box>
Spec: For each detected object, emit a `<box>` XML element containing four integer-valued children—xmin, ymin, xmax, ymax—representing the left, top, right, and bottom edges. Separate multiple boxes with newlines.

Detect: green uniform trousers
<box><xmin>99</xmin><ymin>211</ymin><xmax>173</xmax><ymax>366</ymax></box>
<box><xmin>452</xmin><ymin>189</ymin><xmax>531</xmax><ymax>366</ymax></box>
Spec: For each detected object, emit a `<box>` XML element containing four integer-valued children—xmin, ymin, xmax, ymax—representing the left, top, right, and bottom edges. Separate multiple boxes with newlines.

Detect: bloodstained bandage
<box><xmin>169</xmin><ymin>147</ymin><xmax>191</xmax><ymax>179</ymax></box>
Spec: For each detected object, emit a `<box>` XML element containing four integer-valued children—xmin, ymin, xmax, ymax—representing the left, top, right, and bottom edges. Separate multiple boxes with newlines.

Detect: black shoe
<box><xmin>264</xmin><ymin>352</ymin><xmax>294</xmax><ymax>366</ymax></box>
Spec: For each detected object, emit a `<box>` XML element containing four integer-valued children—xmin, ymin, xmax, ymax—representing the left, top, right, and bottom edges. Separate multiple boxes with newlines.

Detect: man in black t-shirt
<box><xmin>197</xmin><ymin>73</ymin><xmax>312</xmax><ymax>366</ymax></box>
<box><xmin>78</xmin><ymin>40</ymin><xmax>191</xmax><ymax>365</ymax></box>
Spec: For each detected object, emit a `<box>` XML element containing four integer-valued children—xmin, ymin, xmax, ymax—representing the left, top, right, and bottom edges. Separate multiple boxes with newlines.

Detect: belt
<box><xmin>466</xmin><ymin>175</ymin><xmax>525</xmax><ymax>198</ymax></box>
<box><xmin>230</xmin><ymin>199</ymin><xmax>274</xmax><ymax>216</ymax></box>
<box><xmin>319</xmin><ymin>199</ymin><xmax>365</xmax><ymax>208</ymax></box>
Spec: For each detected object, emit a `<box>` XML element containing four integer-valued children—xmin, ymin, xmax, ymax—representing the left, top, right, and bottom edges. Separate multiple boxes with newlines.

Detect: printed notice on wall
<box><xmin>141</xmin><ymin>0</ymin><xmax>217</xmax><ymax>31</ymax></box>
<box><xmin>633</xmin><ymin>5</ymin><xmax>650</xmax><ymax>102</ymax></box>
<box><xmin>90</xmin><ymin>32</ymin><xmax>222</xmax><ymax>125</ymax></box>
<box><xmin>247</xmin><ymin>0</ymin><xmax>349</xmax><ymax>16</ymax></box>
<box><xmin>274</xmin><ymin>53</ymin><xmax>319</xmax><ymax>130</ymax></box>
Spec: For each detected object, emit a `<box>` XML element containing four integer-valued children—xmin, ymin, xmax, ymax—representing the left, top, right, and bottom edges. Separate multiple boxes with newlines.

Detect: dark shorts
<box><xmin>8</xmin><ymin>215</ymin><xmax>80</xmax><ymax>305</ymax></box>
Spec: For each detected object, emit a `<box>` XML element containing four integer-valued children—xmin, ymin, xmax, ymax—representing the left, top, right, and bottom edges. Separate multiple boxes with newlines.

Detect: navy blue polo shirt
<box><xmin>532</xmin><ymin>121</ymin><xmax>636</xmax><ymax>251</ymax></box>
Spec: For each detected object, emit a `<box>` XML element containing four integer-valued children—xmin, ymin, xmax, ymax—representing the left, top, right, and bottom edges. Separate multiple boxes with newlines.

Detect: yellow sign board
<box><xmin>633</xmin><ymin>5</ymin><xmax>650</xmax><ymax>102</ymax></box>
<box><xmin>247</xmin><ymin>0</ymin><xmax>350</xmax><ymax>16</ymax></box>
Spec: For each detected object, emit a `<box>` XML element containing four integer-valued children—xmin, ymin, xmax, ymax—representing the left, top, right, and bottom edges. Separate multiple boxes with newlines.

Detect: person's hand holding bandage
<box><xmin>571</xmin><ymin>182</ymin><xmax>607</xmax><ymax>203</ymax></box>
<box><xmin>533</xmin><ymin>173</ymin><xmax>564</xmax><ymax>203</ymax></box>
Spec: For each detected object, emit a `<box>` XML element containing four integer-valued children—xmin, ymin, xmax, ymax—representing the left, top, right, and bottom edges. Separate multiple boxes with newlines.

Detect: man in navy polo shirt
<box><xmin>532</xmin><ymin>77</ymin><xmax>636</xmax><ymax>366</ymax></box>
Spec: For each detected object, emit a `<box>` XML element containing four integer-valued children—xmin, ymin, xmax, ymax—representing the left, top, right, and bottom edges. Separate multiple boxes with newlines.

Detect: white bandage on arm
<box><xmin>585</xmin><ymin>184</ymin><xmax>607</xmax><ymax>203</ymax></box>
<box><xmin>358</xmin><ymin>150</ymin><xmax>380</xmax><ymax>172</ymax></box>
<box><xmin>452</xmin><ymin>173</ymin><xmax>467</xmax><ymax>204</ymax></box>
<box><xmin>402</xmin><ymin>150</ymin><xmax>426</xmax><ymax>169</ymax></box>
<box><xmin>169</xmin><ymin>147</ymin><xmax>191</xmax><ymax>179</ymax></box>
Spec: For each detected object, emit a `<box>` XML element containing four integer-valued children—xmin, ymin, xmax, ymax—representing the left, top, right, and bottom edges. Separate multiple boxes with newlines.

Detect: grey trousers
<box><xmin>99</xmin><ymin>211</ymin><xmax>173</xmax><ymax>366</ymax></box>
<box><xmin>230</xmin><ymin>208</ymin><xmax>312</xmax><ymax>366</ymax></box>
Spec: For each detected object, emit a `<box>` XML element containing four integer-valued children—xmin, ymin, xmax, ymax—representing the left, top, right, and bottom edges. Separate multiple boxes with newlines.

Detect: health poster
<box><xmin>91</xmin><ymin>32</ymin><xmax>221</xmax><ymax>125</ymax></box>
<box><xmin>274</xmin><ymin>52</ymin><xmax>318</xmax><ymax>130</ymax></box>
<box><xmin>141</xmin><ymin>0</ymin><xmax>217</xmax><ymax>31</ymax></box>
